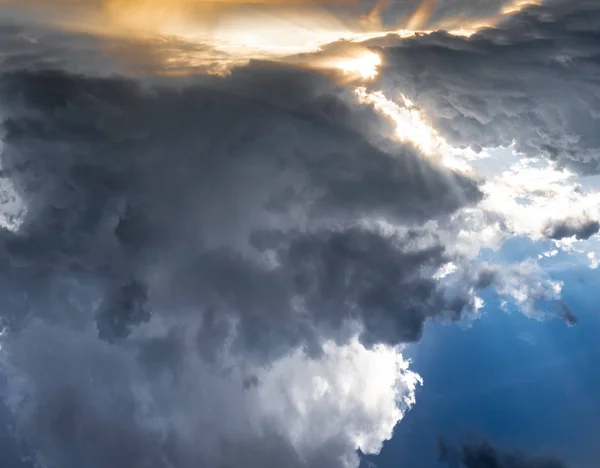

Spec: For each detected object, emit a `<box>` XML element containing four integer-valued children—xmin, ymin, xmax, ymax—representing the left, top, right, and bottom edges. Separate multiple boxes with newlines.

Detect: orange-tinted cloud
<box><xmin>405</xmin><ymin>0</ymin><xmax>439</xmax><ymax>30</ymax></box>
<box><xmin>0</xmin><ymin>0</ymin><xmax>549</xmax><ymax>76</ymax></box>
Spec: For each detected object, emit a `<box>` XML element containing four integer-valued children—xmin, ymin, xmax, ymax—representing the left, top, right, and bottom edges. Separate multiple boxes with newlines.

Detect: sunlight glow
<box><xmin>334</xmin><ymin>51</ymin><xmax>381</xmax><ymax>79</ymax></box>
<box><xmin>0</xmin><ymin>0</ymin><xmax>548</xmax><ymax>74</ymax></box>
<box><xmin>406</xmin><ymin>0</ymin><xmax>439</xmax><ymax>30</ymax></box>
<box><xmin>354</xmin><ymin>87</ymin><xmax>477</xmax><ymax>173</ymax></box>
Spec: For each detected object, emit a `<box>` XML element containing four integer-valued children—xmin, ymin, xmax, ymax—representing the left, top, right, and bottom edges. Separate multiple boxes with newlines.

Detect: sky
<box><xmin>0</xmin><ymin>1</ymin><xmax>598</xmax><ymax>468</ymax></box>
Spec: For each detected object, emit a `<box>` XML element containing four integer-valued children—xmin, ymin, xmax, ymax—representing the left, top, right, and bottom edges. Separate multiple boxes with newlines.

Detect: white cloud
<box><xmin>538</xmin><ymin>249</ymin><xmax>558</xmax><ymax>260</ymax></box>
<box><xmin>253</xmin><ymin>336</ymin><xmax>421</xmax><ymax>462</ymax></box>
<box><xmin>442</xmin><ymin>147</ymin><xmax>600</xmax><ymax>270</ymax></box>
<box><xmin>481</xmin><ymin>157</ymin><xmax>597</xmax><ymax>238</ymax></box>
<box><xmin>494</xmin><ymin>260</ymin><xmax>563</xmax><ymax>319</ymax></box>
<box><xmin>588</xmin><ymin>251</ymin><xmax>599</xmax><ymax>269</ymax></box>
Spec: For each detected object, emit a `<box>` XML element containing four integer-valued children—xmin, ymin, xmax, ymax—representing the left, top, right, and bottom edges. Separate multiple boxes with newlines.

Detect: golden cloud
<box><xmin>0</xmin><ymin>0</ymin><xmax>547</xmax><ymax>76</ymax></box>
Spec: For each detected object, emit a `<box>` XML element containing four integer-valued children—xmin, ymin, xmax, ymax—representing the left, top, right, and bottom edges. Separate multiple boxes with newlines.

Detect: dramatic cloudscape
<box><xmin>0</xmin><ymin>0</ymin><xmax>598</xmax><ymax>467</ymax></box>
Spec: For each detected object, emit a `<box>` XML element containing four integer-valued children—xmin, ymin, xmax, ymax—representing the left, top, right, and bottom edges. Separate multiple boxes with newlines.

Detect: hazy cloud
<box><xmin>560</xmin><ymin>302</ymin><xmax>578</xmax><ymax>327</ymax></box>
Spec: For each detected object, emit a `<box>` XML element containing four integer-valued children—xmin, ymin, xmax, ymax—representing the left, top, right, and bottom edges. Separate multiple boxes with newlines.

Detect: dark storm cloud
<box><xmin>544</xmin><ymin>217</ymin><xmax>600</xmax><ymax>240</ymax></box>
<box><xmin>0</xmin><ymin>65</ymin><xmax>481</xmax><ymax>347</ymax></box>
<box><xmin>0</xmin><ymin>57</ymin><xmax>485</xmax><ymax>468</ymax></box>
<box><xmin>374</xmin><ymin>0</ymin><xmax>600</xmax><ymax>172</ymax></box>
<box><xmin>438</xmin><ymin>439</ymin><xmax>568</xmax><ymax>468</ymax></box>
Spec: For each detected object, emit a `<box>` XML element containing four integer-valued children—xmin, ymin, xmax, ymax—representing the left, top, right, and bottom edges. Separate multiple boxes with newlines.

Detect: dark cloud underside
<box><xmin>544</xmin><ymin>218</ymin><xmax>600</xmax><ymax>241</ymax></box>
<box><xmin>0</xmin><ymin>65</ymin><xmax>482</xmax><ymax>348</ymax></box>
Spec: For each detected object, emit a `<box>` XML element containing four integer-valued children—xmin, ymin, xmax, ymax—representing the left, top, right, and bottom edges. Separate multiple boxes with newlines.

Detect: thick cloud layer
<box><xmin>0</xmin><ymin>66</ymin><xmax>483</xmax><ymax>346</ymax></box>
<box><xmin>0</xmin><ymin>57</ymin><xmax>485</xmax><ymax>467</ymax></box>
<box><xmin>376</xmin><ymin>0</ymin><xmax>600</xmax><ymax>172</ymax></box>
<box><xmin>439</xmin><ymin>439</ymin><xmax>567</xmax><ymax>468</ymax></box>
<box><xmin>2</xmin><ymin>323</ymin><xmax>422</xmax><ymax>468</ymax></box>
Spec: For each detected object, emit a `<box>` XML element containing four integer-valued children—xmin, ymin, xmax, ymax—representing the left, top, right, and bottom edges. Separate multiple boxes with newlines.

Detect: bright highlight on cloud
<box><xmin>334</xmin><ymin>51</ymin><xmax>381</xmax><ymax>80</ymax></box>
<box><xmin>354</xmin><ymin>87</ymin><xmax>479</xmax><ymax>173</ymax></box>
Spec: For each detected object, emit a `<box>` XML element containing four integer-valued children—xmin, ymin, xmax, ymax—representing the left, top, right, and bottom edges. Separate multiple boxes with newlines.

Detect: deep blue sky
<box><xmin>367</xmin><ymin>245</ymin><xmax>600</xmax><ymax>468</ymax></box>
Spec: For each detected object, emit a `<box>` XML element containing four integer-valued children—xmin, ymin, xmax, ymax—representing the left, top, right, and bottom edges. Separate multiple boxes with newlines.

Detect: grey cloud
<box><xmin>0</xmin><ymin>59</ymin><xmax>483</xmax><ymax>468</ymax></box>
<box><xmin>374</xmin><ymin>0</ymin><xmax>600</xmax><ymax>172</ymax></box>
<box><xmin>560</xmin><ymin>302</ymin><xmax>578</xmax><ymax>327</ymax></box>
<box><xmin>96</xmin><ymin>280</ymin><xmax>149</xmax><ymax>342</ymax></box>
<box><xmin>0</xmin><ymin>65</ymin><xmax>481</xmax><ymax>347</ymax></box>
<box><xmin>252</xmin><ymin>228</ymin><xmax>452</xmax><ymax>347</ymax></box>
<box><xmin>544</xmin><ymin>217</ymin><xmax>600</xmax><ymax>240</ymax></box>
<box><xmin>0</xmin><ymin>22</ymin><xmax>123</xmax><ymax>75</ymax></box>
<box><xmin>3</xmin><ymin>324</ymin><xmax>188</xmax><ymax>468</ymax></box>
<box><xmin>0</xmin><ymin>7</ymin><xmax>582</xmax><ymax>464</ymax></box>
<box><xmin>0</xmin><ymin>317</ymin><xmax>403</xmax><ymax>468</ymax></box>
<box><xmin>438</xmin><ymin>439</ymin><xmax>568</xmax><ymax>468</ymax></box>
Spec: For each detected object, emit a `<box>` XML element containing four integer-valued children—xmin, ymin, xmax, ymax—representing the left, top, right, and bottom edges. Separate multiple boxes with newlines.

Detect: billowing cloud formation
<box><xmin>0</xmin><ymin>66</ymin><xmax>483</xmax><ymax>343</ymax></box>
<box><xmin>438</xmin><ymin>439</ymin><xmax>567</xmax><ymax>468</ymax></box>
<box><xmin>2</xmin><ymin>323</ymin><xmax>422</xmax><ymax>468</ymax></box>
<box><xmin>0</xmin><ymin>55</ymin><xmax>488</xmax><ymax>467</ymax></box>
<box><xmin>0</xmin><ymin>1</ymin><xmax>592</xmax><ymax>467</ymax></box>
<box><xmin>376</xmin><ymin>0</ymin><xmax>600</xmax><ymax>172</ymax></box>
